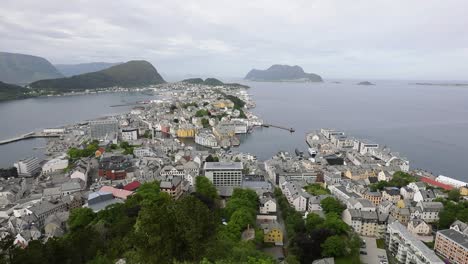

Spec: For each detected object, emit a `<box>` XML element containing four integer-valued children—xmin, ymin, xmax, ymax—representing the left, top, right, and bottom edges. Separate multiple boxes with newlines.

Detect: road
<box><xmin>360</xmin><ymin>236</ymin><xmax>388</xmax><ymax>264</ymax></box>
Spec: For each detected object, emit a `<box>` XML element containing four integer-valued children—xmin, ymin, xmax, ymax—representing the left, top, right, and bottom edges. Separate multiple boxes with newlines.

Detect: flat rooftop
<box><xmin>204</xmin><ymin>162</ymin><xmax>243</xmax><ymax>170</ymax></box>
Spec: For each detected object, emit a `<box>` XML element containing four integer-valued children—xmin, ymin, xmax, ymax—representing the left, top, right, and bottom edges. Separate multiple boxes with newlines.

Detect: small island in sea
<box><xmin>244</xmin><ymin>64</ymin><xmax>323</xmax><ymax>82</ymax></box>
<box><xmin>357</xmin><ymin>81</ymin><xmax>375</xmax><ymax>85</ymax></box>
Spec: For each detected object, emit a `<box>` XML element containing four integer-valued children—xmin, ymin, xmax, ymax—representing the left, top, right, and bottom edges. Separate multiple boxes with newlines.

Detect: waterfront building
<box><xmin>387</xmin><ymin>221</ymin><xmax>443</xmax><ymax>264</ymax></box>
<box><xmin>121</xmin><ymin>128</ymin><xmax>139</xmax><ymax>141</ymax></box>
<box><xmin>203</xmin><ymin>162</ymin><xmax>243</xmax><ymax>187</ymax></box>
<box><xmin>195</xmin><ymin>130</ymin><xmax>218</xmax><ymax>148</ymax></box>
<box><xmin>41</xmin><ymin>156</ymin><xmax>68</xmax><ymax>175</ymax></box>
<box><xmin>89</xmin><ymin>118</ymin><xmax>119</xmax><ymax>141</ymax></box>
<box><xmin>435</xmin><ymin>175</ymin><xmax>467</xmax><ymax>189</ymax></box>
<box><xmin>14</xmin><ymin>157</ymin><xmax>41</xmax><ymax>177</ymax></box>
<box><xmin>176</xmin><ymin>124</ymin><xmax>197</xmax><ymax>138</ymax></box>
<box><xmin>434</xmin><ymin>221</ymin><xmax>468</xmax><ymax>264</ymax></box>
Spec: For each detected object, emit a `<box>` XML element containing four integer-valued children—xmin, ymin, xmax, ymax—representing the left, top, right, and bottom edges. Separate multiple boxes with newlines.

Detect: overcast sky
<box><xmin>1</xmin><ymin>0</ymin><xmax>468</xmax><ymax>80</ymax></box>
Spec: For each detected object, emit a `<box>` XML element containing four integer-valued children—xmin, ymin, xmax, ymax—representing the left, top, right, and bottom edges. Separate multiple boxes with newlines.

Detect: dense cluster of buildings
<box><xmin>0</xmin><ymin>81</ymin><xmax>467</xmax><ymax>264</ymax></box>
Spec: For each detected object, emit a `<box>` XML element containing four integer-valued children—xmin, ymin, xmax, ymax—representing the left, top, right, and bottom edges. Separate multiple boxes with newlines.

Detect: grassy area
<box><xmin>335</xmin><ymin>253</ymin><xmax>361</xmax><ymax>264</ymax></box>
<box><xmin>376</xmin><ymin>239</ymin><xmax>386</xmax><ymax>249</ymax></box>
<box><xmin>304</xmin><ymin>183</ymin><xmax>330</xmax><ymax>196</ymax></box>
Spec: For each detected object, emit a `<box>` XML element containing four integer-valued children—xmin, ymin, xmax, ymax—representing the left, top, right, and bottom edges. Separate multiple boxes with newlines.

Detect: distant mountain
<box><xmin>30</xmin><ymin>60</ymin><xmax>165</xmax><ymax>92</ymax></box>
<box><xmin>55</xmin><ymin>62</ymin><xmax>122</xmax><ymax>77</ymax></box>
<box><xmin>182</xmin><ymin>77</ymin><xmax>249</xmax><ymax>88</ymax></box>
<box><xmin>0</xmin><ymin>81</ymin><xmax>30</xmax><ymax>101</ymax></box>
<box><xmin>0</xmin><ymin>52</ymin><xmax>63</xmax><ymax>85</ymax></box>
<box><xmin>244</xmin><ymin>64</ymin><xmax>323</xmax><ymax>82</ymax></box>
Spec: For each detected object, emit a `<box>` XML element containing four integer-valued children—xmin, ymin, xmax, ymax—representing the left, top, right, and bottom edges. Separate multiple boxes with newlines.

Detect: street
<box><xmin>360</xmin><ymin>236</ymin><xmax>388</xmax><ymax>264</ymax></box>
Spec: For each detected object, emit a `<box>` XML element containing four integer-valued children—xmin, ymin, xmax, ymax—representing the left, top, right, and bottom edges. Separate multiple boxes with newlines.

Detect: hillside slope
<box><xmin>0</xmin><ymin>52</ymin><xmax>63</xmax><ymax>84</ymax></box>
<box><xmin>30</xmin><ymin>60</ymin><xmax>165</xmax><ymax>91</ymax></box>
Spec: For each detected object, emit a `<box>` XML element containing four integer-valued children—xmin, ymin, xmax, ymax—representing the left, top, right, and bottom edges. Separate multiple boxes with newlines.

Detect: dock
<box><xmin>0</xmin><ymin>132</ymin><xmax>61</xmax><ymax>145</ymax></box>
<box><xmin>248</xmin><ymin>123</ymin><xmax>295</xmax><ymax>133</ymax></box>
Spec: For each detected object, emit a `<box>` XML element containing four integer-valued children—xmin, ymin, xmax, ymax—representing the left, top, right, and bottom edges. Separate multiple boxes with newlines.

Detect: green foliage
<box><xmin>305</xmin><ymin>184</ymin><xmax>330</xmax><ymax>196</ymax></box>
<box><xmin>201</xmin><ymin>118</ymin><xmax>210</xmax><ymax>128</ymax></box>
<box><xmin>0</xmin><ymin>81</ymin><xmax>32</xmax><ymax>101</ymax></box>
<box><xmin>69</xmin><ymin>208</ymin><xmax>96</xmax><ymax>231</ymax></box>
<box><xmin>119</xmin><ymin>141</ymin><xmax>135</xmax><ymax>155</ymax></box>
<box><xmin>437</xmin><ymin>199</ymin><xmax>468</xmax><ymax>229</ymax></box>
<box><xmin>30</xmin><ymin>61</ymin><xmax>165</xmax><ymax>91</ymax></box>
<box><xmin>205</xmin><ymin>155</ymin><xmax>220</xmax><ymax>162</ymax></box>
<box><xmin>320</xmin><ymin>197</ymin><xmax>345</xmax><ymax>215</ymax></box>
<box><xmin>321</xmin><ymin>235</ymin><xmax>346</xmax><ymax>257</ymax></box>
<box><xmin>370</xmin><ymin>171</ymin><xmax>417</xmax><ymax>190</ymax></box>
<box><xmin>376</xmin><ymin>238</ymin><xmax>385</xmax><ymax>249</ymax></box>
<box><xmin>196</xmin><ymin>176</ymin><xmax>219</xmax><ymax>201</ymax></box>
<box><xmin>67</xmin><ymin>140</ymin><xmax>99</xmax><ymax>160</ymax></box>
<box><xmin>305</xmin><ymin>213</ymin><xmax>324</xmax><ymax>232</ymax></box>
<box><xmin>142</xmin><ymin>130</ymin><xmax>152</xmax><ymax>139</ymax></box>
<box><xmin>448</xmin><ymin>189</ymin><xmax>460</xmax><ymax>202</ymax></box>
<box><xmin>196</xmin><ymin>109</ymin><xmax>209</xmax><ymax>117</ymax></box>
<box><xmin>204</xmin><ymin>78</ymin><xmax>224</xmax><ymax>86</ymax></box>
<box><xmin>225</xmin><ymin>95</ymin><xmax>245</xmax><ymax>109</ymax></box>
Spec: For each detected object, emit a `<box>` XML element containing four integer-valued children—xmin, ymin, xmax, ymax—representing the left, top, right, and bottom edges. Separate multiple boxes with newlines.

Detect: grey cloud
<box><xmin>0</xmin><ymin>0</ymin><xmax>468</xmax><ymax>80</ymax></box>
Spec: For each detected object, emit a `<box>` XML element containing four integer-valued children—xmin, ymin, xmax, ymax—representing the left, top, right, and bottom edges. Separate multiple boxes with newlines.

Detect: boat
<box><xmin>308</xmin><ymin>148</ymin><xmax>317</xmax><ymax>157</ymax></box>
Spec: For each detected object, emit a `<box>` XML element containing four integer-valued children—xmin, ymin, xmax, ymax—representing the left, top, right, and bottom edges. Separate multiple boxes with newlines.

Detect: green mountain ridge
<box><xmin>0</xmin><ymin>52</ymin><xmax>63</xmax><ymax>84</ymax></box>
<box><xmin>0</xmin><ymin>81</ymin><xmax>31</xmax><ymax>101</ymax></box>
<box><xmin>30</xmin><ymin>60</ymin><xmax>165</xmax><ymax>92</ymax></box>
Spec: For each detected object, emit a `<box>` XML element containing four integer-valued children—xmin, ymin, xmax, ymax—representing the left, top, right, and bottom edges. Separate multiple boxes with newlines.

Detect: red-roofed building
<box><xmin>124</xmin><ymin>181</ymin><xmax>141</xmax><ymax>191</ymax></box>
<box><xmin>99</xmin><ymin>186</ymin><xmax>134</xmax><ymax>200</ymax></box>
<box><xmin>421</xmin><ymin>177</ymin><xmax>453</xmax><ymax>190</ymax></box>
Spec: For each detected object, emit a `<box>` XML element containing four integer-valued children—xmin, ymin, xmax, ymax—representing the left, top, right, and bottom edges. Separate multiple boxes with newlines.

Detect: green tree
<box><xmin>196</xmin><ymin>109</ymin><xmax>209</xmax><ymax>117</ymax></box>
<box><xmin>305</xmin><ymin>213</ymin><xmax>324</xmax><ymax>232</ymax></box>
<box><xmin>320</xmin><ymin>197</ymin><xmax>345</xmax><ymax>215</ymax></box>
<box><xmin>321</xmin><ymin>235</ymin><xmax>346</xmax><ymax>257</ymax></box>
<box><xmin>196</xmin><ymin>176</ymin><xmax>219</xmax><ymax>201</ymax></box>
<box><xmin>321</xmin><ymin>213</ymin><xmax>349</xmax><ymax>235</ymax></box>
<box><xmin>201</xmin><ymin>118</ymin><xmax>210</xmax><ymax>128</ymax></box>
<box><xmin>448</xmin><ymin>189</ymin><xmax>460</xmax><ymax>202</ymax></box>
<box><xmin>69</xmin><ymin>208</ymin><xmax>96</xmax><ymax>231</ymax></box>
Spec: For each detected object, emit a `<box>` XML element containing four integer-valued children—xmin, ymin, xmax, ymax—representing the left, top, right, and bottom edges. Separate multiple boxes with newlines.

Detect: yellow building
<box><xmin>262</xmin><ymin>223</ymin><xmax>283</xmax><ymax>245</ymax></box>
<box><xmin>460</xmin><ymin>187</ymin><xmax>468</xmax><ymax>196</ymax></box>
<box><xmin>345</xmin><ymin>168</ymin><xmax>377</xmax><ymax>180</ymax></box>
<box><xmin>176</xmin><ymin>127</ymin><xmax>196</xmax><ymax>138</ymax></box>
<box><xmin>212</xmin><ymin>99</ymin><xmax>234</xmax><ymax>109</ymax></box>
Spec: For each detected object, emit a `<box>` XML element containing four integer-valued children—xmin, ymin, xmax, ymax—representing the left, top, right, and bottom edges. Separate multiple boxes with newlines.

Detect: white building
<box><xmin>121</xmin><ymin>128</ymin><xmax>139</xmax><ymax>141</ymax></box>
<box><xmin>387</xmin><ymin>221</ymin><xmax>443</xmax><ymax>264</ymax></box>
<box><xmin>14</xmin><ymin>157</ymin><xmax>41</xmax><ymax>177</ymax></box>
<box><xmin>411</xmin><ymin>201</ymin><xmax>443</xmax><ymax>223</ymax></box>
<box><xmin>259</xmin><ymin>197</ymin><xmax>277</xmax><ymax>214</ymax></box>
<box><xmin>203</xmin><ymin>162</ymin><xmax>243</xmax><ymax>187</ymax></box>
<box><xmin>133</xmin><ymin>147</ymin><xmax>154</xmax><ymax>158</ymax></box>
<box><xmin>42</xmin><ymin>157</ymin><xmax>68</xmax><ymax>175</ymax></box>
<box><xmin>435</xmin><ymin>175</ymin><xmax>467</xmax><ymax>188</ymax></box>
<box><xmin>195</xmin><ymin>131</ymin><xmax>218</xmax><ymax>148</ymax></box>
<box><xmin>407</xmin><ymin>219</ymin><xmax>432</xmax><ymax>236</ymax></box>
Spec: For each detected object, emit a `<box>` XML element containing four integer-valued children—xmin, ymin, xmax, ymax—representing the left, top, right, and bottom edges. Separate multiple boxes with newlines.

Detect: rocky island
<box><xmin>244</xmin><ymin>64</ymin><xmax>323</xmax><ymax>82</ymax></box>
<box><xmin>357</xmin><ymin>81</ymin><xmax>375</xmax><ymax>85</ymax></box>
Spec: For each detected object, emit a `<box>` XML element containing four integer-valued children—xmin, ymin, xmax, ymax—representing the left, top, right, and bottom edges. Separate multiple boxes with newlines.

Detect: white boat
<box><xmin>308</xmin><ymin>148</ymin><xmax>317</xmax><ymax>157</ymax></box>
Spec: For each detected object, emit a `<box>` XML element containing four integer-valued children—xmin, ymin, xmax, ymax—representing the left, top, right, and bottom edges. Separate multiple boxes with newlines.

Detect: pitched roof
<box><xmin>123</xmin><ymin>181</ymin><xmax>141</xmax><ymax>191</ymax></box>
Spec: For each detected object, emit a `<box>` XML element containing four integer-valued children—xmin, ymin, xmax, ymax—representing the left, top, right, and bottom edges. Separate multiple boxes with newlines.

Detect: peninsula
<box><xmin>244</xmin><ymin>64</ymin><xmax>323</xmax><ymax>82</ymax></box>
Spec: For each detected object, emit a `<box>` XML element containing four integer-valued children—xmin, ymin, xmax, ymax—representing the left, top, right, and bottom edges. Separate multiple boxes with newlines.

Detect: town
<box><xmin>0</xmin><ymin>81</ymin><xmax>467</xmax><ymax>264</ymax></box>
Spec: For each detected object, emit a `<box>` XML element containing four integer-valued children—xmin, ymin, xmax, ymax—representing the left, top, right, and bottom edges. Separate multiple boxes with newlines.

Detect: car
<box><xmin>360</xmin><ymin>251</ymin><xmax>367</xmax><ymax>255</ymax></box>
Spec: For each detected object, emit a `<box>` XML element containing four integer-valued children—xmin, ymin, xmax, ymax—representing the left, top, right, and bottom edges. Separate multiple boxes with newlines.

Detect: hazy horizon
<box><xmin>2</xmin><ymin>0</ymin><xmax>468</xmax><ymax>80</ymax></box>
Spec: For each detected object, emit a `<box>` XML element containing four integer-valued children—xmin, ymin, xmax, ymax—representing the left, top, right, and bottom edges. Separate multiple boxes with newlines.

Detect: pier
<box><xmin>0</xmin><ymin>132</ymin><xmax>61</xmax><ymax>145</ymax></box>
<box><xmin>248</xmin><ymin>123</ymin><xmax>295</xmax><ymax>133</ymax></box>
